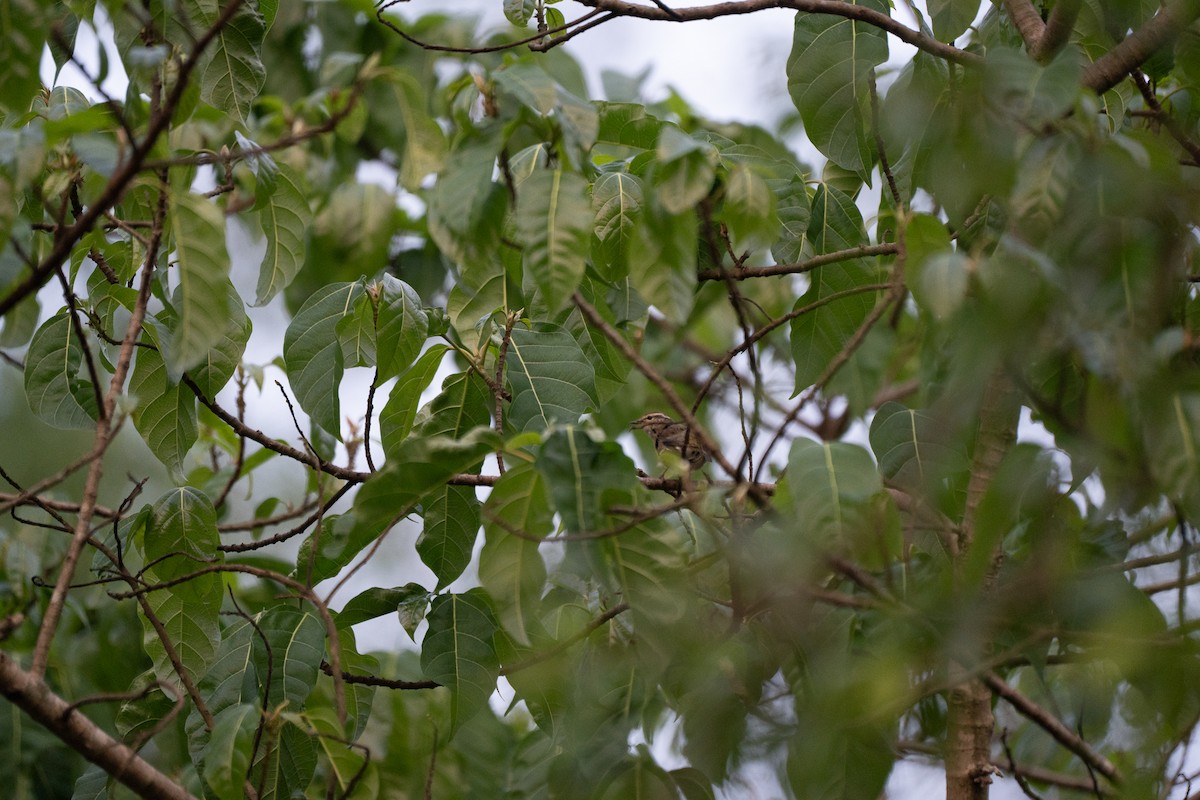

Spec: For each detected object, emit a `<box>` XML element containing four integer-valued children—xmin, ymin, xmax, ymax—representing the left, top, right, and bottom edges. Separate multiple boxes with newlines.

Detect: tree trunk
<box><xmin>945</xmin><ymin>368</ymin><xmax>1020</xmax><ymax>800</ymax></box>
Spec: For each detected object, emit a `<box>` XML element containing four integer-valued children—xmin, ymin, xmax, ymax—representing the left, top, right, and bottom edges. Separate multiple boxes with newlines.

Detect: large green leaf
<box><xmin>389</xmin><ymin>70</ymin><xmax>448</xmax><ymax>192</ymax></box>
<box><xmin>169</xmin><ymin>192</ymin><xmax>233</xmax><ymax>375</ymax></box>
<box><xmin>721</xmin><ymin>163</ymin><xmax>779</xmax><ymax>254</ymax></box>
<box><xmin>199</xmin><ymin>0</ymin><xmax>266</xmax><ymax>123</ymax></box>
<box><xmin>536</xmin><ymin>427</ymin><xmax>639</xmax><ymax>534</ymax></box>
<box><xmin>418</xmin><ymin>370</ymin><xmax>493</xmax><ymax>439</ymax></box>
<box><xmin>784</xmin><ymin>438</ymin><xmax>882</xmax><ymax>545</ymax></box>
<box><xmin>789</xmin><ymin>184</ymin><xmax>880</xmax><ymax>393</ymax></box>
<box><xmin>147</xmin><ymin>487</ymin><xmax>221</xmax><ymax>580</ymax></box>
<box><xmin>868</xmin><ymin>401</ymin><xmax>971</xmax><ymax>519</ymax></box>
<box><xmin>480</xmin><ymin>464</ymin><xmax>552</xmax><ymax>644</ymax></box>
<box><xmin>23</xmin><ymin>310</ymin><xmax>99</xmax><ymax>429</ymax></box>
<box><xmin>628</xmin><ymin>202</ymin><xmax>697</xmax><ymax>324</ymax></box>
<box><xmin>654</xmin><ymin>126</ymin><xmax>718</xmax><ymax>213</ymax></box>
<box><xmin>771</xmin><ymin>175</ymin><xmax>813</xmax><ymax>264</ymax></box>
<box><xmin>591</xmin><ymin>170</ymin><xmax>643</xmax><ymax>282</ymax></box>
<box><xmin>187</xmin><ymin>619</ymin><xmax>256</xmax><ymax>763</ymax></box>
<box><xmin>427</xmin><ymin>135</ymin><xmax>506</xmax><ymax>270</ymax></box>
<box><xmin>786</xmin><ymin>0</ymin><xmax>889</xmax><ymax>179</ymax></box>
<box><xmin>375</xmin><ymin>274</ymin><xmax>429</xmax><ymax>382</ymax></box>
<box><xmin>599</xmin><ymin>519</ymin><xmax>688</xmax><ymax>626</ymax></box>
<box><xmin>254</xmin><ymin>163</ymin><xmax>310</xmax><ymax>306</ymax></box>
<box><xmin>928</xmin><ymin>0</ymin><xmax>976</xmax><ymax>40</ymax></box>
<box><xmin>191</xmin><ymin>290</ymin><xmax>252</xmax><ymax>397</ymax></box>
<box><xmin>516</xmin><ymin>168</ymin><xmax>591</xmax><ymax>312</ymax></box>
<box><xmin>252</xmin><ymin>716</ymin><xmax>317</xmax><ymax>800</ymax></box>
<box><xmin>141</xmin><ymin>490</ymin><xmax>224</xmax><ymax>684</ymax></box>
<box><xmin>505</xmin><ymin>323</ymin><xmax>598</xmax><ymax>432</ymax></box>
<box><xmin>420</xmin><ymin>589</ymin><xmax>500</xmax><ymax>734</ymax></box>
<box><xmin>0</xmin><ymin>0</ymin><xmax>44</xmax><ymax>113</ymax></box>
<box><xmin>130</xmin><ymin>346</ymin><xmax>198</xmax><ymax>475</ymax></box>
<box><xmin>254</xmin><ymin>606</ymin><xmax>325</xmax><ymax>710</ymax></box>
<box><xmin>304</xmin><ymin>429</ymin><xmax>502</xmax><ymax>583</ymax></box>
<box><xmin>379</xmin><ymin>344</ymin><xmax>449</xmax><ymax>458</ymax></box>
<box><xmin>283</xmin><ymin>280</ymin><xmax>364</xmax><ymax>437</ymax></box>
<box><xmin>337</xmin><ymin>583</ymin><xmax>430</xmax><ymax>627</ymax></box>
<box><xmin>417</xmin><ymin>485</ymin><xmax>481</xmax><ymax>590</ymax></box>
<box><xmin>203</xmin><ymin>703</ymin><xmax>259</xmax><ymax>800</ymax></box>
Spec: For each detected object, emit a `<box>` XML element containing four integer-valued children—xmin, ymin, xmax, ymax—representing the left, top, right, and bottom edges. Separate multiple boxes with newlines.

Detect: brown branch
<box><xmin>1131</xmin><ymin>71</ymin><xmax>1200</xmax><ymax>165</ymax></box>
<box><xmin>984</xmin><ymin>672</ymin><xmax>1122</xmax><ymax>785</ymax></box>
<box><xmin>1082</xmin><ymin>0</ymin><xmax>1200</xmax><ymax>93</ymax></box>
<box><xmin>696</xmin><ymin>243</ymin><xmax>898</xmax><ymax>281</ymax></box>
<box><xmin>0</xmin><ymin>652</ymin><xmax>197</xmax><ymax>800</ymax></box>
<box><xmin>30</xmin><ymin>174</ymin><xmax>168</xmax><ymax>678</ymax></box>
<box><xmin>1031</xmin><ymin>0</ymin><xmax>1081</xmax><ymax>63</ymax></box>
<box><xmin>1001</xmin><ymin>0</ymin><xmax>1047</xmax><ymax>53</ymax></box>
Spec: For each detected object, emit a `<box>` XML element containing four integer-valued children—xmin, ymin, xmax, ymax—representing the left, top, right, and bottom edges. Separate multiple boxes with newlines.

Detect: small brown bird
<box><xmin>630</xmin><ymin>412</ymin><xmax>711</xmax><ymax>470</ymax></box>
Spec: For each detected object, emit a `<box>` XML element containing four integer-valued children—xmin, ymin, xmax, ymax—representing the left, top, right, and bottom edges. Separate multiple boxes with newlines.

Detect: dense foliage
<box><xmin>3</xmin><ymin>0</ymin><xmax>1200</xmax><ymax>798</ymax></box>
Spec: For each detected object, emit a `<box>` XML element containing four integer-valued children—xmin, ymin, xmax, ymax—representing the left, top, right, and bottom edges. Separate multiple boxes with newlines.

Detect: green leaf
<box><xmin>536</xmin><ymin>427</ymin><xmax>638</xmax><ymax>534</ymax></box>
<box><xmin>199</xmin><ymin>0</ymin><xmax>266</xmax><ymax>123</ymax></box>
<box><xmin>379</xmin><ymin>344</ymin><xmax>448</xmax><ymax>458</ymax></box>
<box><xmin>169</xmin><ymin>192</ymin><xmax>233</xmax><ymax>375</ymax></box>
<box><xmin>255</xmin><ymin>606</ymin><xmax>325</xmax><ymax>709</ymax></box>
<box><xmin>254</xmin><ymin>163</ymin><xmax>310</xmax><ymax>306</ymax></box>
<box><xmin>789</xmin><ymin>184</ymin><xmax>880</xmax><ymax>393</ymax></box>
<box><xmin>283</xmin><ymin>281</ymin><xmax>364</xmax><ymax>437</ymax></box>
<box><xmin>983</xmin><ymin>47</ymin><xmax>1081</xmax><ymax>127</ymax></box>
<box><xmin>187</xmin><ymin>620</ymin><xmax>256</xmax><ymax>762</ymax></box>
<box><xmin>72</xmin><ymin>764</ymin><xmax>109</xmax><ymax>800</ymax></box>
<box><xmin>629</xmin><ymin>203</ymin><xmax>697</xmax><ymax>324</ymax></box>
<box><xmin>375</xmin><ymin>274</ymin><xmax>429</xmax><ymax>382</ymax></box>
<box><xmin>420</xmin><ymin>589</ymin><xmax>500</xmax><ymax>734</ymax></box>
<box><xmin>295</xmin><ymin>707</ymin><xmax>371</xmax><ymax>793</ymax></box>
<box><xmin>147</xmin><ymin>487</ymin><xmax>221</xmax><ymax>581</ymax></box>
<box><xmin>505</xmin><ymin>323</ymin><xmax>598</xmax><ymax>432</ymax></box>
<box><xmin>203</xmin><ymin>703</ymin><xmax>259</xmax><ymax>800</ymax></box>
<box><xmin>341</xmin><ymin>429</ymin><xmax>501</xmax><ymax>575</ymax></box>
<box><xmin>591</xmin><ymin>171</ymin><xmax>644</xmax><ymax>282</ymax></box>
<box><xmin>427</xmin><ymin>135</ymin><xmax>506</xmax><ymax>270</ymax></box>
<box><xmin>868</xmin><ymin>401</ymin><xmax>971</xmax><ymax>519</ymax></box>
<box><xmin>596</xmin><ymin>101</ymin><xmax>665</xmax><ymax>150</ymax></box>
<box><xmin>338</xmin><ymin>583</ymin><xmax>430</xmax><ymax>627</ymax></box>
<box><xmin>655</xmin><ymin>126</ymin><xmax>718</xmax><ymax>213</ymax></box>
<box><xmin>130</xmin><ymin>346</ymin><xmax>198</xmax><ymax>475</ymax></box>
<box><xmin>599</xmin><ymin>519</ymin><xmax>688</xmax><ymax>625</ymax></box>
<box><xmin>495</xmin><ymin>61</ymin><xmax>560</xmax><ymax>115</ymax></box>
<box><xmin>338</xmin><ymin>289</ymin><xmax>377</xmax><ymax>369</ymax></box>
<box><xmin>480</xmin><ymin>464</ymin><xmax>551</xmax><ymax>644</ymax></box>
<box><xmin>417</xmin><ymin>485</ymin><xmax>481</xmax><ymax>590</ymax></box>
<box><xmin>140</xmin><ymin>492</ymin><xmax>223</xmax><ymax>686</ymax></box>
<box><xmin>0</xmin><ymin>0</ymin><xmax>44</xmax><ymax>113</ymax></box>
<box><xmin>23</xmin><ymin>311</ymin><xmax>99</xmax><ymax>429</ymax></box>
<box><xmin>771</xmin><ymin>175</ymin><xmax>813</xmax><ymax>263</ymax></box>
<box><xmin>786</xmin><ymin>0</ymin><xmax>889</xmax><ymax>178</ymax></box>
<box><xmin>785</xmin><ymin>438</ymin><xmax>882</xmax><ymax>545</ymax></box>
<box><xmin>516</xmin><ymin>168</ymin><xmax>591</xmax><ymax>312</ymax></box>
<box><xmin>419</xmin><ymin>370</ymin><xmax>493</xmax><ymax>439</ymax></box>
<box><xmin>504</xmin><ymin>0</ymin><xmax>536</xmax><ymax>26</ymax></box>
<box><xmin>928</xmin><ymin>0</ymin><xmax>976</xmax><ymax>40</ymax></box>
<box><xmin>252</xmin><ymin>714</ymin><xmax>317</xmax><ymax>799</ymax></box>
<box><xmin>905</xmin><ymin>213</ymin><xmax>967</xmax><ymax>320</ymax></box>
<box><xmin>189</xmin><ymin>290</ymin><xmax>252</xmax><ymax>398</ymax></box>
<box><xmin>390</xmin><ymin>71</ymin><xmax>448</xmax><ymax>192</ymax></box>
<box><xmin>721</xmin><ymin>163</ymin><xmax>779</xmax><ymax>253</ymax></box>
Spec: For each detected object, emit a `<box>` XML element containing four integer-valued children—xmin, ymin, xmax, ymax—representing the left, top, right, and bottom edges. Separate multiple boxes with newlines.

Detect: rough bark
<box><xmin>0</xmin><ymin>652</ymin><xmax>197</xmax><ymax>800</ymax></box>
<box><xmin>945</xmin><ymin>369</ymin><xmax>1020</xmax><ymax>800</ymax></box>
